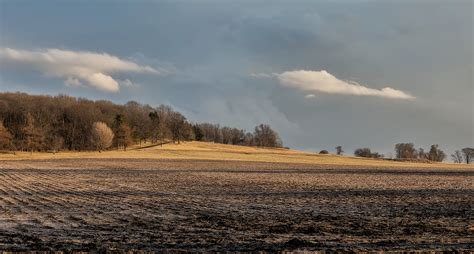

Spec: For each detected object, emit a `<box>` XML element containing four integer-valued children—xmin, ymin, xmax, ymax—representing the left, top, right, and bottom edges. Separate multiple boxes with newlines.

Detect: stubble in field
<box><xmin>0</xmin><ymin>158</ymin><xmax>473</xmax><ymax>251</ymax></box>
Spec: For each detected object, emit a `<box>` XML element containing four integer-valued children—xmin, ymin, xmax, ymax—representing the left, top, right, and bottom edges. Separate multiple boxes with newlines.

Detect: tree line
<box><xmin>0</xmin><ymin>93</ymin><xmax>282</xmax><ymax>152</ymax></box>
<box><xmin>350</xmin><ymin>143</ymin><xmax>473</xmax><ymax>164</ymax></box>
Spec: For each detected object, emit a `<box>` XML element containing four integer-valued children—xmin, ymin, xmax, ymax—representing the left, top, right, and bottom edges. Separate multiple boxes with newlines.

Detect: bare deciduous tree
<box><xmin>243</xmin><ymin>132</ymin><xmax>255</xmax><ymax>146</ymax></box>
<box><xmin>253</xmin><ymin>124</ymin><xmax>282</xmax><ymax>148</ymax></box>
<box><xmin>198</xmin><ymin>123</ymin><xmax>223</xmax><ymax>143</ymax></box>
<box><xmin>168</xmin><ymin>111</ymin><xmax>187</xmax><ymax>144</ymax></box>
<box><xmin>451</xmin><ymin>150</ymin><xmax>463</xmax><ymax>163</ymax></box>
<box><xmin>153</xmin><ymin>105</ymin><xmax>173</xmax><ymax>145</ymax></box>
<box><xmin>395</xmin><ymin>143</ymin><xmax>418</xmax><ymax>159</ymax></box>
<box><xmin>461</xmin><ymin>148</ymin><xmax>474</xmax><ymax>164</ymax></box>
<box><xmin>91</xmin><ymin>122</ymin><xmax>114</xmax><ymax>152</ymax></box>
<box><xmin>221</xmin><ymin>127</ymin><xmax>233</xmax><ymax>144</ymax></box>
<box><xmin>23</xmin><ymin>113</ymin><xmax>44</xmax><ymax>153</ymax></box>
<box><xmin>125</xmin><ymin>101</ymin><xmax>152</xmax><ymax>146</ymax></box>
<box><xmin>192</xmin><ymin>124</ymin><xmax>204</xmax><ymax>141</ymax></box>
<box><xmin>113</xmin><ymin>114</ymin><xmax>133</xmax><ymax>151</ymax></box>
<box><xmin>426</xmin><ymin>144</ymin><xmax>446</xmax><ymax>162</ymax></box>
<box><xmin>0</xmin><ymin>121</ymin><xmax>13</xmax><ymax>151</ymax></box>
<box><xmin>418</xmin><ymin>148</ymin><xmax>426</xmax><ymax>159</ymax></box>
<box><xmin>336</xmin><ymin>146</ymin><xmax>343</xmax><ymax>155</ymax></box>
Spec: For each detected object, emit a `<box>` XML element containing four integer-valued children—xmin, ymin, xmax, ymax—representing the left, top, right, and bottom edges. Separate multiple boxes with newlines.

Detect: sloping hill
<box><xmin>1</xmin><ymin>141</ymin><xmax>472</xmax><ymax>169</ymax></box>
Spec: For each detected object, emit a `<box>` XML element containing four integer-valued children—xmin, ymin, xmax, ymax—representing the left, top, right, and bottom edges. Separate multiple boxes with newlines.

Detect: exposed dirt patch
<box><xmin>0</xmin><ymin>159</ymin><xmax>473</xmax><ymax>252</ymax></box>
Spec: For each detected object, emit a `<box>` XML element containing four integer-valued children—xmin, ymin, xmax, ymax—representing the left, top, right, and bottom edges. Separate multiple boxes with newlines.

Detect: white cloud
<box><xmin>85</xmin><ymin>72</ymin><xmax>119</xmax><ymax>92</ymax></box>
<box><xmin>305</xmin><ymin>94</ymin><xmax>316</xmax><ymax>99</ymax></box>
<box><xmin>0</xmin><ymin>47</ymin><xmax>160</xmax><ymax>92</ymax></box>
<box><xmin>276</xmin><ymin>70</ymin><xmax>415</xmax><ymax>100</ymax></box>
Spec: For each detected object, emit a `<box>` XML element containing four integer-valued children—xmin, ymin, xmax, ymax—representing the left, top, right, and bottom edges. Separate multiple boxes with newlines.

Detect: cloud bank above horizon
<box><xmin>0</xmin><ymin>0</ymin><xmax>470</xmax><ymax>155</ymax></box>
<box><xmin>271</xmin><ymin>70</ymin><xmax>415</xmax><ymax>100</ymax></box>
<box><xmin>0</xmin><ymin>48</ymin><xmax>159</xmax><ymax>92</ymax></box>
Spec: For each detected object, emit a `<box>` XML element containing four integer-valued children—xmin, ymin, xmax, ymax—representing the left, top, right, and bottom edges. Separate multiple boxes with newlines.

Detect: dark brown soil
<box><xmin>0</xmin><ymin>159</ymin><xmax>473</xmax><ymax>252</ymax></box>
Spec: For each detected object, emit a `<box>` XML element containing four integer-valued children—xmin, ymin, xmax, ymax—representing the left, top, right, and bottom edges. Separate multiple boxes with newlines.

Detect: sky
<box><xmin>0</xmin><ymin>0</ymin><xmax>472</xmax><ymax>156</ymax></box>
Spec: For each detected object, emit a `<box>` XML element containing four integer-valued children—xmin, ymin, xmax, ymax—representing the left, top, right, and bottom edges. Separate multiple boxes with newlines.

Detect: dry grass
<box><xmin>1</xmin><ymin>141</ymin><xmax>472</xmax><ymax>169</ymax></box>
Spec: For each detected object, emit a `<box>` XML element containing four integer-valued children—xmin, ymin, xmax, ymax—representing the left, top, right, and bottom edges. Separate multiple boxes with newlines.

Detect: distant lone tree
<box><xmin>0</xmin><ymin>121</ymin><xmax>13</xmax><ymax>150</ymax></box>
<box><xmin>336</xmin><ymin>146</ymin><xmax>343</xmax><ymax>155</ymax></box>
<box><xmin>461</xmin><ymin>148</ymin><xmax>474</xmax><ymax>164</ymax></box>
<box><xmin>319</xmin><ymin>150</ymin><xmax>329</xmax><ymax>154</ymax></box>
<box><xmin>354</xmin><ymin>147</ymin><xmax>383</xmax><ymax>158</ymax></box>
<box><xmin>91</xmin><ymin>122</ymin><xmax>114</xmax><ymax>152</ymax></box>
<box><xmin>451</xmin><ymin>150</ymin><xmax>463</xmax><ymax>163</ymax></box>
<box><xmin>426</xmin><ymin>144</ymin><xmax>446</xmax><ymax>162</ymax></box>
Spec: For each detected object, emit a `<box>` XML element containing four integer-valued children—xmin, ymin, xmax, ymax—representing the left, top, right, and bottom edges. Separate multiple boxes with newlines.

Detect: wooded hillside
<box><xmin>0</xmin><ymin>92</ymin><xmax>282</xmax><ymax>152</ymax></box>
